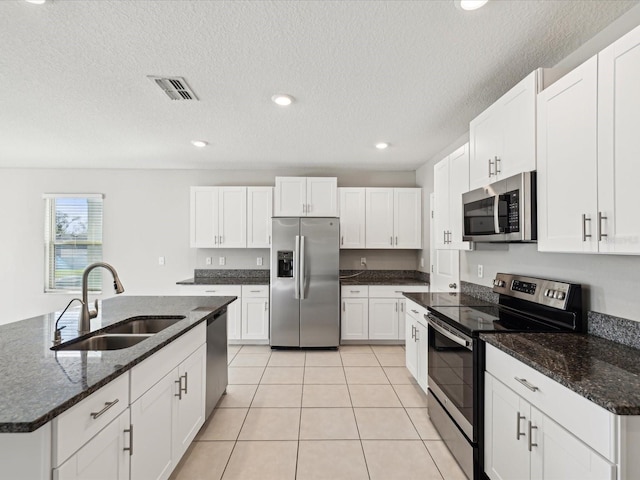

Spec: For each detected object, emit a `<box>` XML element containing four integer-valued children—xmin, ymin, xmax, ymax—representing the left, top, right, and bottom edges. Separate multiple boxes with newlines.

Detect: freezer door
<box><xmin>270</xmin><ymin>218</ymin><xmax>301</xmax><ymax>347</ymax></box>
<box><xmin>299</xmin><ymin>218</ymin><xmax>340</xmax><ymax>347</ymax></box>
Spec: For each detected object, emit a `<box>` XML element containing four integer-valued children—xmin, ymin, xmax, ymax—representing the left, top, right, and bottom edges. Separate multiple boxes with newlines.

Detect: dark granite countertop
<box><xmin>340</xmin><ymin>277</ymin><xmax>429</xmax><ymax>286</ymax></box>
<box><xmin>481</xmin><ymin>332</ymin><xmax>640</xmax><ymax>415</ymax></box>
<box><xmin>339</xmin><ymin>270</ymin><xmax>429</xmax><ymax>286</ymax></box>
<box><xmin>0</xmin><ymin>295</ymin><xmax>235</xmax><ymax>433</ymax></box>
<box><xmin>403</xmin><ymin>292</ymin><xmax>496</xmax><ymax>309</ymax></box>
<box><xmin>177</xmin><ymin>277</ymin><xmax>269</xmax><ymax>285</ymax></box>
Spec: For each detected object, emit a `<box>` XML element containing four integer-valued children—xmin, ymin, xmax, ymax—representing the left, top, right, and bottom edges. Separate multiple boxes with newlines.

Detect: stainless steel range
<box><xmin>426</xmin><ymin>273</ymin><xmax>584</xmax><ymax>479</ymax></box>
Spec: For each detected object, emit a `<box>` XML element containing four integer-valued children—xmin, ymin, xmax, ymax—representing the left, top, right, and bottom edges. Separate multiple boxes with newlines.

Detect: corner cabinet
<box><xmin>433</xmin><ymin>143</ymin><xmax>472</xmax><ymax>250</ymax></box>
<box><xmin>274</xmin><ymin>177</ymin><xmax>337</xmax><ymax>217</ymax></box>
<box><xmin>537</xmin><ymin>24</ymin><xmax>640</xmax><ymax>254</ymax></box>
<box><xmin>190</xmin><ymin>186</ymin><xmax>247</xmax><ymax>248</ymax></box>
<box><xmin>365</xmin><ymin>188</ymin><xmax>422</xmax><ymax>249</ymax></box>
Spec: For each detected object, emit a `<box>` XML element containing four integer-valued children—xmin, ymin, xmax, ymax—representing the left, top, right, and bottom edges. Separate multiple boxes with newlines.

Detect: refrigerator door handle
<box><xmin>294</xmin><ymin>235</ymin><xmax>301</xmax><ymax>299</ymax></box>
<box><xmin>300</xmin><ymin>235</ymin><xmax>306</xmax><ymax>299</ymax></box>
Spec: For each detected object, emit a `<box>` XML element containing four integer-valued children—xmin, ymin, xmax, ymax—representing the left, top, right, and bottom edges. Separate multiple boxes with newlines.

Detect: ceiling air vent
<box><xmin>147</xmin><ymin>76</ymin><xmax>199</xmax><ymax>101</ymax></box>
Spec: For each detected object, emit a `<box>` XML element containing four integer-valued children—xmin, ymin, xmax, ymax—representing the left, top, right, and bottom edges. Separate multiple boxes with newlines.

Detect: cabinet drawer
<box><xmin>241</xmin><ymin>285</ymin><xmax>269</xmax><ymax>298</ymax></box>
<box><xmin>369</xmin><ymin>285</ymin><xmax>429</xmax><ymax>298</ymax></box>
<box><xmin>406</xmin><ymin>300</ymin><xmax>428</xmax><ymax>326</ymax></box>
<box><xmin>53</xmin><ymin>373</ymin><xmax>129</xmax><ymax>466</ymax></box>
<box><xmin>179</xmin><ymin>285</ymin><xmax>241</xmax><ymax>296</ymax></box>
<box><xmin>131</xmin><ymin>323</ymin><xmax>206</xmax><ymax>403</ymax></box>
<box><xmin>341</xmin><ymin>286</ymin><xmax>369</xmax><ymax>298</ymax></box>
<box><xmin>485</xmin><ymin>344</ymin><xmax>615</xmax><ymax>462</ymax></box>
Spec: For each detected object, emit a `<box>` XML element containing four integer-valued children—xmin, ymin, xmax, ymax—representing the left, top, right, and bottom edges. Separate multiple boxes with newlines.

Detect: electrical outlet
<box><xmin>478</xmin><ymin>264</ymin><xmax>484</xmax><ymax>278</ymax></box>
<box><xmin>219</xmin><ymin>256</ymin><xmax>226</xmax><ymax>266</ymax></box>
<box><xmin>205</xmin><ymin>257</ymin><xmax>212</xmax><ymax>265</ymax></box>
<box><xmin>420</xmin><ymin>257</ymin><xmax>424</xmax><ymax>268</ymax></box>
<box><xmin>158</xmin><ymin>256</ymin><xmax>165</xmax><ymax>266</ymax></box>
<box><xmin>360</xmin><ymin>257</ymin><xmax>366</xmax><ymax>266</ymax></box>
<box><xmin>257</xmin><ymin>257</ymin><xmax>263</xmax><ymax>266</ymax></box>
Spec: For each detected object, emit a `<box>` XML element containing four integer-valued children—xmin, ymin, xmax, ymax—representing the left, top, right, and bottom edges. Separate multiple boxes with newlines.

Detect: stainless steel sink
<box><xmin>105</xmin><ymin>315</ymin><xmax>186</xmax><ymax>334</ymax></box>
<box><xmin>52</xmin><ymin>334</ymin><xmax>152</xmax><ymax>351</ymax></box>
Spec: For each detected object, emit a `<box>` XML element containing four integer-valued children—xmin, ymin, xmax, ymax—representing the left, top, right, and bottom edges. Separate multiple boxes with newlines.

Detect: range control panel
<box><xmin>511</xmin><ymin>280</ymin><xmax>537</xmax><ymax>295</ymax></box>
<box><xmin>492</xmin><ymin>273</ymin><xmax>575</xmax><ymax>309</ymax></box>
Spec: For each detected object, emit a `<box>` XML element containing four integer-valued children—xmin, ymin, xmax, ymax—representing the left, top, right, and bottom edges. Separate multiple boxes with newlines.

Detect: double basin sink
<box><xmin>51</xmin><ymin>316</ymin><xmax>186</xmax><ymax>351</ymax></box>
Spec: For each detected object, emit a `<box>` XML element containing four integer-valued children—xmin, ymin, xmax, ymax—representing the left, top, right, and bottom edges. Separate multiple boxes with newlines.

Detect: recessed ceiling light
<box><xmin>25</xmin><ymin>0</ymin><xmax>48</xmax><ymax>4</ymax></box>
<box><xmin>271</xmin><ymin>94</ymin><xmax>295</xmax><ymax>106</ymax></box>
<box><xmin>191</xmin><ymin>140</ymin><xmax>208</xmax><ymax>148</ymax></box>
<box><xmin>375</xmin><ymin>143</ymin><xmax>390</xmax><ymax>150</ymax></box>
<box><xmin>456</xmin><ymin>0</ymin><xmax>489</xmax><ymax>11</ymax></box>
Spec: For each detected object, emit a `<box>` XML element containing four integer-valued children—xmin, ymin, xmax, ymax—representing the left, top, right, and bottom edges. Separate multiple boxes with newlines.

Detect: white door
<box><xmin>274</xmin><ymin>177</ymin><xmax>306</xmax><ymax>217</ymax></box>
<box><xmin>338</xmin><ymin>188</ymin><xmax>366</xmax><ymax>248</ymax></box>
<box><xmin>341</xmin><ymin>298</ymin><xmax>369</xmax><ymax>340</ymax></box>
<box><xmin>218</xmin><ymin>186</ymin><xmax>247</xmax><ymax>248</ymax></box>
<box><xmin>365</xmin><ymin>188</ymin><xmax>394</xmax><ymax>248</ymax></box>
<box><xmin>448</xmin><ymin>143</ymin><xmax>472</xmax><ymax>250</ymax></box>
<box><xmin>307</xmin><ymin>177</ymin><xmax>338</xmax><ymax>216</ymax></box>
<box><xmin>484</xmin><ymin>374</ymin><xmax>530</xmax><ymax>480</ymax></box>
<box><xmin>433</xmin><ymin>156</ymin><xmax>451</xmax><ymax>249</ymax></box>
<box><xmin>529</xmin><ymin>407</ymin><xmax>616</xmax><ymax>480</ymax></box>
<box><xmin>598</xmin><ymin>25</ymin><xmax>640</xmax><ymax>254</ymax></box>
<box><xmin>415</xmin><ymin>321</ymin><xmax>428</xmax><ymax>392</ymax></box>
<box><xmin>190</xmin><ymin>187</ymin><xmax>219</xmax><ymax>248</ymax></box>
<box><xmin>405</xmin><ymin>316</ymin><xmax>418</xmax><ymax>378</ymax></box>
<box><xmin>55</xmin><ymin>410</ymin><xmax>130</xmax><ymax>480</ymax></box>
<box><xmin>247</xmin><ymin>187</ymin><xmax>273</xmax><ymax>248</ymax></box>
<box><xmin>173</xmin><ymin>344</ymin><xmax>206</xmax><ymax>461</ymax></box>
<box><xmin>500</xmin><ymin>71</ymin><xmax>538</xmax><ymax>179</ymax></box>
<box><xmin>537</xmin><ymin>56</ymin><xmax>599</xmax><ymax>253</ymax></box>
<box><xmin>429</xmin><ymin>194</ymin><xmax>460</xmax><ymax>292</ymax></box>
<box><xmin>241</xmin><ymin>297</ymin><xmax>269</xmax><ymax>340</ymax></box>
<box><xmin>131</xmin><ymin>371</ymin><xmax>175</xmax><ymax>480</ymax></box>
<box><xmin>394</xmin><ymin>188</ymin><xmax>422</xmax><ymax>248</ymax></box>
<box><xmin>368</xmin><ymin>298</ymin><xmax>399</xmax><ymax>340</ymax></box>
<box><xmin>469</xmin><ymin>102</ymin><xmax>502</xmax><ymax>189</ymax></box>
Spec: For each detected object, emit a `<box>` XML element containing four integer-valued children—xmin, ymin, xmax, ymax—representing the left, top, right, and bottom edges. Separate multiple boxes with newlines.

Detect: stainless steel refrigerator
<box><xmin>270</xmin><ymin>217</ymin><xmax>340</xmax><ymax>348</ymax></box>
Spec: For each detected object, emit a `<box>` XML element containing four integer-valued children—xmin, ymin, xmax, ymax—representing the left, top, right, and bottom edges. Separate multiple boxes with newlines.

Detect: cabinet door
<box><xmin>365</xmin><ymin>188</ymin><xmax>394</xmax><ymax>248</ymax></box>
<box><xmin>448</xmin><ymin>144</ymin><xmax>472</xmax><ymax>250</ymax></box>
<box><xmin>173</xmin><ymin>344</ymin><xmax>206</xmax><ymax>462</ymax></box>
<box><xmin>537</xmin><ymin>56</ymin><xmax>599</xmax><ymax>253</ymax></box>
<box><xmin>433</xmin><ymin>157</ymin><xmax>451</xmax><ymax>249</ymax></box>
<box><xmin>307</xmin><ymin>177</ymin><xmax>337</xmax><ymax>217</ymax></box>
<box><xmin>218</xmin><ymin>187</ymin><xmax>247</xmax><ymax>248</ymax></box>
<box><xmin>500</xmin><ymin>71</ymin><xmax>538</xmax><ymax>179</ymax></box>
<box><xmin>398</xmin><ymin>299</ymin><xmax>406</xmax><ymax>341</ymax></box>
<box><xmin>368</xmin><ymin>298</ymin><xmax>399</xmax><ymax>340</ymax></box>
<box><xmin>415</xmin><ymin>321</ymin><xmax>428</xmax><ymax>392</ymax></box>
<box><xmin>274</xmin><ymin>177</ymin><xmax>306</xmax><ymax>216</ymax></box>
<box><xmin>55</xmin><ymin>410</ymin><xmax>130</xmax><ymax>480</ymax></box>
<box><xmin>190</xmin><ymin>187</ymin><xmax>219</xmax><ymax>248</ymax></box>
<box><xmin>469</xmin><ymin>102</ymin><xmax>502</xmax><ymax>190</ymax></box>
<box><xmin>405</xmin><ymin>317</ymin><xmax>418</xmax><ymax>379</ymax></box>
<box><xmin>341</xmin><ymin>298</ymin><xmax>369</xmax><ymax>340</ymax></box>
<box><xmin>241</xmin><ymin>297</ymin><xmax>269</xmax><ymax>340</ymax></box>
<box><xmin>598</xmin><ymin>25</ymin><xmax>640</xmax><ymax>254</ymax></box>
<box><xmin>131</xmin><ymin>371</ymin><xmax>175</xmax><ymax>480</ymax></box>
<box><xmin>529</xmin><ymin>407</ymin><xmax>616</xmax><ymax>480</ymax></box>
<box><xmin>484</xmin><ymin>373</ymin><xmax>530</xmax><ymax>480</ymax></box>
<box><xmin>339</xmin><ymin>188</ymin><xmax>366</xmax><ymax>248</ymax></box>
<box><xmin>394</xmin><ymin>188</ymin><xmax>421</xmax><ymax>248</ymax></box>
<box><xmin>247</xmin><ymin>187</ymin><xmax>273</xmax><ymax>248</ymax></box>
<box><xmin>227</xmin><ymin>299</ymin><xmax>242</xmax><ymax>341</ymax></box>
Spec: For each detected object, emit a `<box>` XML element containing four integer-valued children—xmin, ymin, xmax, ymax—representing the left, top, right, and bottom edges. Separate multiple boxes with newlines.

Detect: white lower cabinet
<box><xmin>368</xmin><ymin>298</ymin><xmax>400</xmax><ymax>340</ymax></box>
<box><xmin>405</xmin><ymin>300</ymin><xmax>428</xmax><ymax>392</ymax></box>
<box><xmin>55</xmin><ymin>409</ymin><xmax>131</xmax><ymax>480</ymax></box>
<box><xmin>241</xmin><ymin>288</ymin><xmax>269</xmax><ymax>341</ymax></box>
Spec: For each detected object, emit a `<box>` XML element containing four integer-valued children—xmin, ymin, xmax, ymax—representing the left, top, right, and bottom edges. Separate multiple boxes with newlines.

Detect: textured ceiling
<box><xmin>0</xmin><ymin>0</ymin><xmax>637</xmax><ymax>171</ymax></box>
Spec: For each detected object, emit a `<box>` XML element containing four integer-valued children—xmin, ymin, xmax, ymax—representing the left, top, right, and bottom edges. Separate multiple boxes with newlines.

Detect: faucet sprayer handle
<box><xmin>89</xmin><ymin>299</ymin><xmax>99</xmax><ymax>320</ymax></box>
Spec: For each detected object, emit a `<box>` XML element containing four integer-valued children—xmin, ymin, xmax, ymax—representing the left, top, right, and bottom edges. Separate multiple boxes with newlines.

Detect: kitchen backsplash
<box><xmin>460</xmin><ymin>281</ymin><xmax>499</xmax><ymax>303</ymax></box>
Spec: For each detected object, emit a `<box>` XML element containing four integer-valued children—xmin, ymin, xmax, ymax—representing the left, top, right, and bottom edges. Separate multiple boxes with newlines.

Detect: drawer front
<box><xmin>179</xmin><ymin>285</ymin><xmax>242</xmax><ymax>296</ymax></box>
<box><xmin>341</xmin><ymin>286</ymin><xmax>369</xmax><ymax>298</ymax></box>
<box><xmin>53</xmin><ymin>373</ymin><xmax>129</xmax><ymax>466</ymax></box>
<box><xmin>405</xmin><ymin>299</ymin><xmax>428</xmax><ymax>326</ymax></box>
<box><xmin>485</xmin><ymin>344</ymin><xmax>615</xmax><ymax>461</ymax></box>
<box><xmin>369</xmin><ymin>285</ymin><xmax>429</xmax><ymax>298</ymax></box>
<box><xmin>241</xmin><ymin>285</ymin><xmax>269</xmax><ymax>298</ymax></box>
<box><xmin>130</xmin><ymin>323</ymin><xmax>206</xmax><ymax>403</ymax></box>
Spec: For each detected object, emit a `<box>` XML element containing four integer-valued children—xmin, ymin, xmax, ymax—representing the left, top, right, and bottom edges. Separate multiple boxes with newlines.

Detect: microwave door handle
<box><xmin>294</xmin><ymin>235</ymin><xmax>300</xmax><ymax>299</ymax></box>
<box><xmin>494</xmin><ymin>195</ymin><xmax>500</xmax><ymax>234</ymax></box>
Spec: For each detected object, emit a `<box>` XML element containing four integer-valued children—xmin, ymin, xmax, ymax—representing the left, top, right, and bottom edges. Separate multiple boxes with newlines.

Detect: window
<box><xmin>44</xmin><ymin>194</ymin><xmax>104</xmax><ymax>293</ymax></box>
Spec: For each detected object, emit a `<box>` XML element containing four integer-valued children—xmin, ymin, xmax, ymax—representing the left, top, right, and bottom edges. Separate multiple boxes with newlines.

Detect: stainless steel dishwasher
<box><xmin>205</xmin><ymin>307</ymin><xmax>228</xmax><ymax>419</ymax></box>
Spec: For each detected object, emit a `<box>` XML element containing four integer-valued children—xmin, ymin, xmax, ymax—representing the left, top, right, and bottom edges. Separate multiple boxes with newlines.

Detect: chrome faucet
<box><xmin>79</xmin><ymin>262</ymin><xmax>125</xmax><ymax>335</ymax></box>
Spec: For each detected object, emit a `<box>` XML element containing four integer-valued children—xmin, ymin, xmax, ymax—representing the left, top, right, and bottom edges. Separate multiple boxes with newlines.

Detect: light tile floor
<box><xmin>170</xmin><ymin>345</ymin><xmax>466</xmax><ymax>480</ymax></box>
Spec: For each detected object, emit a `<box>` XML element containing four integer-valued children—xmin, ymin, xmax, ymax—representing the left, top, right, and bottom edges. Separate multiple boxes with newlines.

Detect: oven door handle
<box><xmin>427</xmin><ymin>318</ymin><xmax>471</xmax><ymax>349</ymax></box>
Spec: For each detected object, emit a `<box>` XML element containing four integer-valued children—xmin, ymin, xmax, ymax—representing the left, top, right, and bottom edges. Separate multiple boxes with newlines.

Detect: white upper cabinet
<box><xmin>365</xmin><ymin>188</ymin><xmax>395</xmax><ymax>248</ymax></box>
<box><xmin>274</xmin><ymin>177</ymin><xmax>337</xmax><ymax>217</ymax></box>
<box><xmin>470</xmin><ymin>70</ymin><xmax>540</xmax><ymax>189</ymax></box>
<box><xmin>190</xmin><ymin>186</ymin><xmax>247</xmax><ymax>248</ymax></box>
<box><xmin>365</xmin><ymin>188</ymin><xmax>421</xmax><ymax>249</ymax></box>
<box><xmin>538</xmin><ymin>24</ymin><xmax>640</xmax><ymax>254</ymax></box>
<box><xmin>247</xmin><ymin>187</ymin><xmax>273</xmax><ymax>248</ymax></box>
<box><xmin>338</xmin><ymin>188</ymin><xmax>366</xmax><ymax>248</ymax></box>
<box><xmin>433</xmin><ymin>143</ymin><xmax>472</xmax><ymax>250</ymax></box>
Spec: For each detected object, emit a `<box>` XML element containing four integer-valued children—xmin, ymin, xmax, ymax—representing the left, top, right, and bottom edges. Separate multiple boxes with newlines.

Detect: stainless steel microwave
<box><xmin>462</xmin><ymin>172</ymin><xmax>537</xmax><ymax>242</ymax></box>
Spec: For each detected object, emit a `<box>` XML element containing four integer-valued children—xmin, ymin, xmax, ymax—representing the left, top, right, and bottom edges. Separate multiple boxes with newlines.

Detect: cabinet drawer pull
<box><xmin>411</xmin><ymin>310</ymin><xmax>419</xmax><ymax>314</ymax></box>
<box><xmin>123</xmin><ymin>425</ymin><xmax>133</xmax><ymax>456</ymax></box>
<box><xmin>350</xmin><ymin>290</ymin><xmax>361</xmax><ymax>294</ymax></box>
<box><xmin>205</xmin><ymin>290</ymin><xmax>216</xmax><ymax>293</ymax></box>
<box><xmin>394</xmin><ymin>291</ymin><xmax>403</xmax><ymax>294</ymax></box>
<box><xmin>250</xmin><ymin>290</ymin><xmax>261</xmax><ymax>293</ymax></box>
<box><xmin>516</xmin><ymin>412</ymin><xmax>526</xmax><ymax>440</ymax></box>
<box><xmin>528</xmin><ymin>421</ymin><xmax>538</xmax><ymax>451</ymax></box>
<box><xmin>90</xmin><ymin>399</ymin><xmax>119</xmax><ymax>419</ymax></box>
<box><xmin>514</xmin><ymin>377</ymin><xmax>539</xmax><ymax>392</ymax></box>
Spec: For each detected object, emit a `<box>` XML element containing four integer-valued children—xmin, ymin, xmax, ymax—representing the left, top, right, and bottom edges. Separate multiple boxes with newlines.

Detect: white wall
<box><xmin>0</xmin><ymin>167</ymin><xmax>416</xmax><ymax>325</ymax></box>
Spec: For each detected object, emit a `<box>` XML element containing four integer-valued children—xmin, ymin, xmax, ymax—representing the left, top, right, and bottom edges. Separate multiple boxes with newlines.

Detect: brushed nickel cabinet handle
<box><xmin>390</xmin><ymin>236</ymin><xmax>393</xmax><ymax>246</ymax></box>
<box><xmin>343</xmin><ymin>301</ymin><xmax>345</xmax><ymax>312</ymax></box>
<box><xmin>528</xmin><ymin>421</ymin><xmax>538</xmax><ymax>451</ymax></box>
<box><xmin>411</xmin><ymin>325</ymin><xmax>415</xmax><ymax>339</ymax></box>
<box><xmin>488</xmin><ymin>158</ymin><xmax>493</xmax><ymax>177</ymax></box>
<box><xmin>516</xmin><ymin>412</ymin><xmax>526</xmax><ymax>440</ymax></box>
<box><xmin>495</xmin><ymin>156</ymin><xmax>501</xmax><ymax>174</ymax></box>
<box><xmin>598</xmin><ymin>211</ymin><xmax>608</xmax><ymax>241</ymax></box>
<box><xmin>582</xmin><ymin>214</ymin><xmax>592</xmax><ymax>242</ymax></box>
<box><xmin>90</xmin><ymin>399</ymin><xmax>119</xmax><ymax>419</ymax></box>
<box><xmin>123</xmin><ymin>425</ymin><xmax>133</xmax><ymax>456</ymax></box>
<box><xmin>264</xmin><ymin>301</ymin><xmax>268</xmax><ymax>311</ymax></box>
<box><xmin>341</xmin><ymin>236</ymin><xmax>344</xmax><ymax>245</ymax></box>
<box><xmin>514</xmin><ymin>377</ymin><xmax>539</xmax><ymax>392</ymax></box>
<box><xmin>183</xmin><ymin>372</ymin><xmax>188</xmax><ymax>395</ymax></box>
<box><xmin>395</xmin><ymin>236</ymin><xmax>398</xmax><ymax>245</ymax></box>
<box><xmin>175</xmin><ymin>378</ymin><xmax>183</xmax><ymax>400</ymax></box>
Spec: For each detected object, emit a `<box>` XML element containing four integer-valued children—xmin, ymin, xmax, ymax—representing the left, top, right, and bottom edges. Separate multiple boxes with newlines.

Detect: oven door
<box><xmin>427</xmin><ymin>314</ymin><xmax>474</xmax><ymax>441</ymax></box>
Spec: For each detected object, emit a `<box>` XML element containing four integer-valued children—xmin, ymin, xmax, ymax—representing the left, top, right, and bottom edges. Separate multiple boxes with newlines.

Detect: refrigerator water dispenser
<box><xmin>277</xmin><ymin>251</ymin><xmax>294</xmax><ymax>277</ymax></box>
